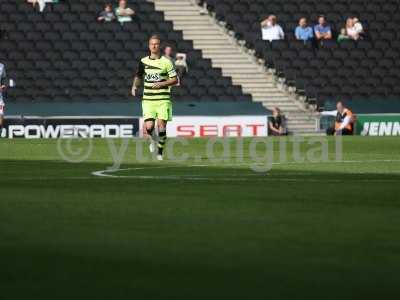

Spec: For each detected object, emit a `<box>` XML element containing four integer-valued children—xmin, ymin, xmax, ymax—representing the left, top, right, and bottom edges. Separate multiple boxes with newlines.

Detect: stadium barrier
<box><xmin>357</xmin><ymin>114</ymin><xmax>400</xmax><ymax>136</ymax></box>
<box><xmin>139</xmin><ymin>116</ymin><xmax>269</xmax><ymax>137</ymax></box>
<box><xmin>2</xmin><ymin>115</ymin><xmax>269</xmax><ymax>138</ymax></box>
<box><xmin>1</xmin><ymin>116</ymin><xmax>140</xmax><ymax>138</ymax></box>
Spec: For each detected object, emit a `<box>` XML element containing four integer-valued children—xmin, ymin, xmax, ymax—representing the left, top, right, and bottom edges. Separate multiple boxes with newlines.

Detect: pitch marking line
<box><xmin>91</xmin><ymin>159</ymin><xmax>400</xmax><ymax>182</ymax></box>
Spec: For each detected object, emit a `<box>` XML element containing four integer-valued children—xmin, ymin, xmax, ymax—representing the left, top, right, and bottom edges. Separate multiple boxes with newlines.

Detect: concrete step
<box><xmin>180</xmin><ymin>28</ymin><xmax>219</xmax><ymax>33</ymax></box>
<box><xmin>192</xmin><ymin>41</ymin><xmax>230</xmax><ymax>47</ymax></box>
<box><xmin>201</xmin><ymin>51</ymin><xmax>243</xmax><ymax>57</ymax></box>
<box><xmin>165</xmin><ymin>15</ymin><xmax>207</xmax><ymax>20</ymax></box>
<box><xmin>157</xmin><ymin>5</ymin><xmax>199</xmax><ymax>10</ymax></box>
<box><xmin>193</xmin><ymin>40</ymin><xmax>233</xmax><ymax>45</ymax></box>
<box><xmin>174</xmin><ymin>25</ymin><xmax>214</xmax><ymax>30</ymax></box>
<box><xmin>242</xmin><ymin>86</ymin><xmax>282</xmax><ymax>91</ymax></box>
<box><xmin>229</xmin><ymin>74</ymin><xmax>272</xmax><ymax>79</ymax></box>
<box><xmin>153</xmin><ymin>0</ymin><xmax>190</xmax><ymax>3</ymax></box>
<box><xmin>163</xmin><ymin>10</ymin><xmax>200</xmax><ymax>14</ymax></box>
<box><xmin>238</xmin><ymin>81</ymin><xmax>275</xmax><ymax>86</ymax></box>
<box><xmin>172</xmin><ymin>20</ymin><xmax>212</xmax><ymax>25</ymax></box>
<box><xmin>211</xmin><ymin>58</ymin><xmax>253</xmax><ymax>63</ymax></box>
<box><xmin>222</xmin><ymin>70</ymin><xmax>262</xmax><ymax>75</ymax></box>
<box><xmin>156</xmin><ymin>5</ymin><xmax>200</xmax><ymax>12</ymax></box>
<box><xmin>212</xmin><ymin>61</ymin><xmax>254</xmax><ymax>67</ymax></box>
<box><xmin>184</xmin><ymin>35</ymin><xmax>225</xmax><ymax>40</ymax></box>
<box><xmin>254</xmin><ymin>96</ymin><xmax>294</xmax><ymax>101</ymax></box>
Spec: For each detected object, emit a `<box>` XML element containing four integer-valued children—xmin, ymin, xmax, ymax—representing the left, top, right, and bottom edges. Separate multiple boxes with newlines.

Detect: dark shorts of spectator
<box><xmin>326</xmin><ymin>127</ymin><xmax>353</xmax><ymax>135</ymax></box>
<box><xmin>176</xmin><ymin>66</ymin><xmax>186</xmax><ymax>79</ymax></box>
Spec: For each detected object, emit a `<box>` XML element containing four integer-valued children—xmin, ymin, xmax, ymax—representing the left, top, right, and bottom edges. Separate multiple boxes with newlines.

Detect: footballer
<box><xmin>131</xmin><ymin>35</ymin><xmax>178</xmax><ymax>160</ymax></box>
<box><xmin>0</xmin><ymin>62</ymin><xmax>7</xmax><ymax>135</ymax></box>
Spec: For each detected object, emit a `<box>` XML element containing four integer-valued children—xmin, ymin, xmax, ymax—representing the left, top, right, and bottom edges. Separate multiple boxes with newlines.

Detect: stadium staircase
<box><xmin>148</xmin><ymin>0</ymin><xmax>319</xmax><ymax>135</ymax></box>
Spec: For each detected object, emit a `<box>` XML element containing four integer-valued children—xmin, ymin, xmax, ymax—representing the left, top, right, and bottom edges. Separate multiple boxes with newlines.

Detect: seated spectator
<box><xmin>28</xmin><ymin>0</ymin><xmax>58</xmax><ymax>12</ymax></box>
<box><xmin>115</xmin><ymin>0</ymin><xmax>135</xmax><ymax>25</ymax></box>
<box><xmin>260</xmin><ymin>15</ymin><xmax>284</xmax><ymax>42</ymax></box>
<box><xmin>98</xmin><ymin>3</ymin><xmax>116</xmax><ymax>22</ymax></box>
<box><xmin>164</xmin><ymin>46</ymin><xmax>188</xmax><ymax>85</ymax></box>
<box><xmin>321</xmin><ymin>101</ymin><xmax>355</xmax><ymax>136</ymax></box>
<box><xmin>268</xmin><ymin>107</ymin><xmax>286</xmax><ymax>136</ymax></box>
<box><xmin>314</xmin><ymin>15</ymin><xmax>332</xmax><ymax>42</ymax></box>
<box><xmin>197</xmin><ymin>0</ymin><xmax>208</xmax><ymax>15</ymax></box>
<box><xmin>337</xmin><ymin>28</ymin><xmax>350</xmax><ymax>42</ymax></box>
<box><xmin>164</xmin><ymin>45</ymin><xmax>175</xmax><ymax>62</ymax></box>
<box><xmin>295</xmin><ymin>18</ymin><xmax>314</xmax><ymax>41</ymax></box>
<box><xmin>345</xmin><ymin>18</ymin><xmax>360</xmax><ymax>40</ymax></box>
<box><xmin>175</xmin><ymin>53</ymin><xmax>188</xmax><ymax>80</ymax></box>
<box><xmin>27</xmin><ymin>0</ymin><xmax>46</xmax><ymax>12</ymax></box>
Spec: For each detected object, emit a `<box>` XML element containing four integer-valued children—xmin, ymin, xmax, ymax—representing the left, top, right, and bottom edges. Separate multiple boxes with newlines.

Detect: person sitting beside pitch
<box><xmin>268</xmin><ymin>107</ymin><xmax>286</xmax><ymax>136</ymax></box>
<box><xmin>321</xmin><ymin>101</ymin><xmax>355</xmax><ymax>136</ymax></box>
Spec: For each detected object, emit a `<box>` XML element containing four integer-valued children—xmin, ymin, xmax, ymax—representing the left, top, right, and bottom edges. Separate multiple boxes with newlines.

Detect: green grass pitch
<box><xmin>1</xmin><ymin>136</ymin><xmax>400</xmax><ymax>299</ymax></box>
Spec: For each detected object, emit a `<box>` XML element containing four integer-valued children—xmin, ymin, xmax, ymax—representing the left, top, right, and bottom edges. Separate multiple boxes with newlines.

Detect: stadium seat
<box><xmin>208</xmin><ymin>0</ymin><xmax>400</xmax><ymax>104</ymax></box>
<box><xmin>0</xmin><ymin>0</ymin><xmax>249</xmax><ymax>103</ymax></box>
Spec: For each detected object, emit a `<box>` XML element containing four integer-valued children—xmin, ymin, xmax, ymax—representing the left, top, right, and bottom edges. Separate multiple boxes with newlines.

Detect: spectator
<box><xmin>0</xmin><ymin>63</ymin><xmax>7</xmax><ymax>134</ymax></box>
<box><xmin>98</xmin><ymin>3</ymin><xmax>116</xmax><ymax>22</ymax></box>
<box><xmin>197</xmin><ymin>0</ymin><xmax>208</xmax><ymax>15</ymax></box>
<box><xmin>27</xmin><ymin>0</ymin><xmax>46</xmax><ymax>12</ymax></box>
<box><xmin>164</xmin><ymin>46</ymin><xmax>188</xmax><ymax>85</ymax></box>
<box><xmin>321</xmin><ymin>101</ymin><xmax>355</xmax><ymax>136</ymax></box>
<box><xmin>260</xmin><ymin>15</ymin><xmax>284</xmax><ymax>42</ymax></box>
<box><xmin>295</xmin><ymin>17</ymin><xmax>314</xmax><ymax>41</ymax></box>
<box><xmin>175</xmin><ymin>53</ymin><xmax>188</xmax><ymax>80</ymax></box>
<box><xmin>115</xmin><ymin>0</ymin><xmax>135</xmax><ymax>25</ymax></box>
<box><xmin>268</xmin><ymin>107</ymin><xmax>286</xmax><ymax>136</ymax></box>
<box><xmin>27</xmin><ymin>0</ymin><xmax>58</xmax><ymax>13</ymax></box>
<box><xmin>345</xmin><ymin>18</ymin><xmax>360</xmax><ymax>40</ymax></box>
<box><xmin>337</xmin><ymin>28</ymin><xmax>350</xmax><ymax>43</ymax></box>
<box><xmin>314</xmin><ymin>15</ymin><xmax>332</xmax><ymax>42</ymax></box>
<box><xmin>164</xmin><ymin>46</ymin><xmax>175</xmax><ymax>62</ymax></box>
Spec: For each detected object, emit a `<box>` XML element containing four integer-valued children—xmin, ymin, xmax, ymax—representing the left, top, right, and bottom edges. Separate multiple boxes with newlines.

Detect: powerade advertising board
<box><xmin>1</xmin><ymin>117</ymin><xmax>140</xmax><ymax>138</ymax></box>
<box><xmin>356</xmin><ymin>114</ymin><xmax>400</xmax><ymax>136</ymax></box>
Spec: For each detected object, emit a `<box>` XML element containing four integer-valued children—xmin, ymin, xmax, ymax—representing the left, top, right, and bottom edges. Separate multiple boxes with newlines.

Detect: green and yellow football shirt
<box><xmin>136</xmin><ymin>55</ymin><xmax>177</xmax><ymax>101</ymax></box>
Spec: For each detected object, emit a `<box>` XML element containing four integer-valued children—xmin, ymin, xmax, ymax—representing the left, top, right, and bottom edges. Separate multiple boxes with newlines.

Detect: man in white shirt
<box><xmin>27</xmin><ymin>0</ymin><xmax>57</xmax><ymax>13</ymax></box>
<box><xmin>260</xmin><ymin>15</ymin><xmax>285</xmax><ymax>42</ymax></box>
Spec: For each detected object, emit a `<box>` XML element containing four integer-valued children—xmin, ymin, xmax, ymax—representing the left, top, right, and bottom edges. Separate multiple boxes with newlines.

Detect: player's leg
<box><xmin>155</xmin><ymin>101</ymin><xmax>172</xmax><ymax>160</ymax></box>
<box><xmin>156</xmin><ymin>119</ymin><xmax>167</xmax><ymax>159</ymax></box>
<box><xmin>142</xmin><ymin>100</ymin><xmax>158</xmax><ymax>152</ymax></box>
<box><xmin>0</xmin><ymin>105</ymin><xmax>4</xmax><ymax>135</ymax></box>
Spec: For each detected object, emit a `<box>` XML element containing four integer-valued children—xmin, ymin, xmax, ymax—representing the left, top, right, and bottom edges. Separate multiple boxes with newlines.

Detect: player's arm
<box><xmin>131</xmin><ymin>60</ymin><xmax>144</xmax><ymax>96</ymax></box>
<box><xmin>152</xmin><ymin>60</ymin><xmax>178</xmax><ymax>89</ymax></box>
<box><xmin>151</xmin><ymin>77</ymin><xmax>177</xmax><ymax>89</ymax></box>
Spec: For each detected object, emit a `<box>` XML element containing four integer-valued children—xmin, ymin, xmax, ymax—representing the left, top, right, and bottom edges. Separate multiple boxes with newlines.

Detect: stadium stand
<box><xmin>0</xmin><ymin>0</ymin><xmax>252</xmax><ymax>103</ymax></box>
<box><xmin>204</xmin><ymin>0</ymin><xmax>400</xmax><ymax>108</ymax></box>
